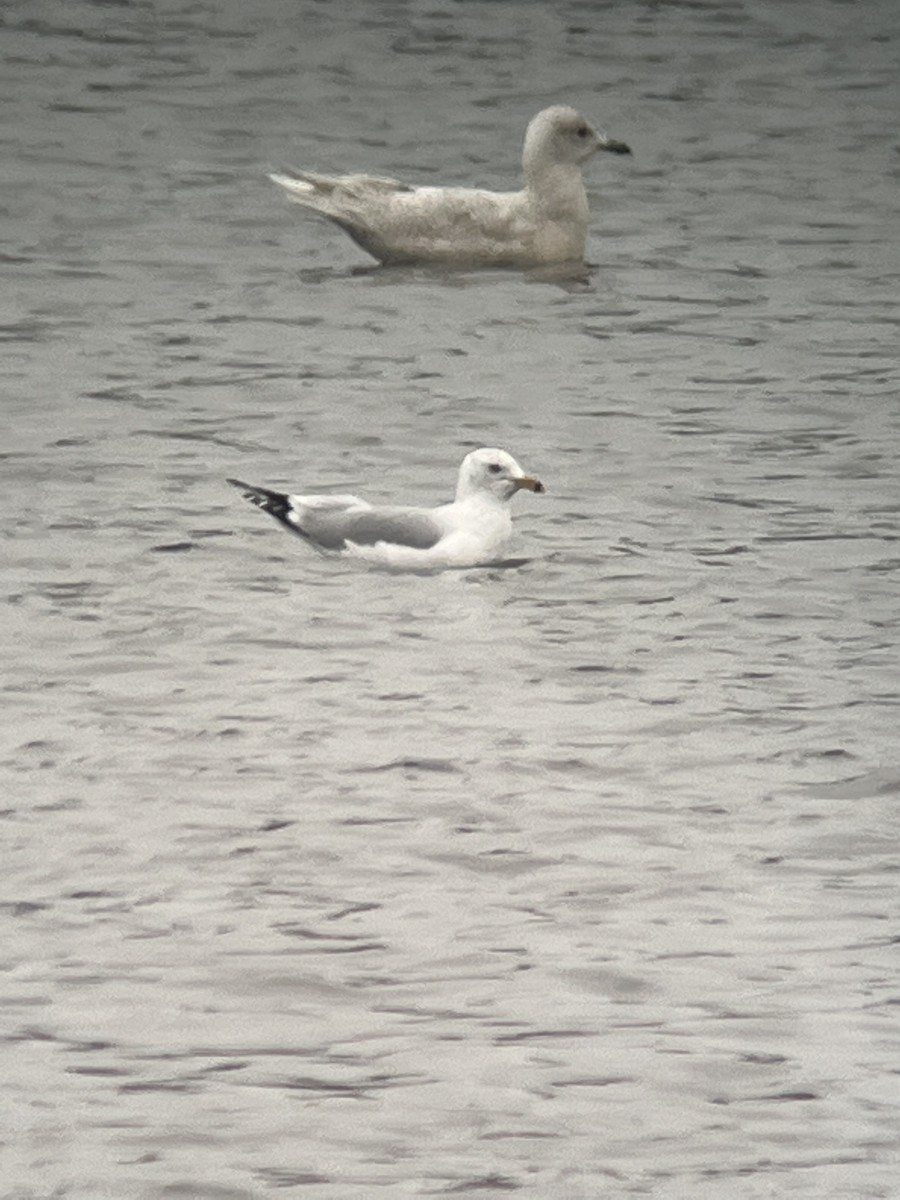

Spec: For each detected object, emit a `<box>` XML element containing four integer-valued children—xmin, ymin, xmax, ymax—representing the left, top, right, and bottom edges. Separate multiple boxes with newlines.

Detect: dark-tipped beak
<box><xmin>598</xmin><ymin>136</ymin><xmax>631</xmax><ymax>155</ymax></box>
<box><xmin>513</xmin><ymin>476</ymin><xmax>545</xmax><ymax>494</ymax></box>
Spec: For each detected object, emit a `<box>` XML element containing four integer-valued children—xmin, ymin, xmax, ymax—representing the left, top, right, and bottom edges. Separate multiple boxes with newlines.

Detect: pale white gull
<box><xmin>228</xmin><ymin>448</ymin><xmax>544</xmax><ymax>570</ymax></box>
<box><xmin>269</xmin><ymin>106</ymin><xmax>630</xmax><ymax>267</ymax></box>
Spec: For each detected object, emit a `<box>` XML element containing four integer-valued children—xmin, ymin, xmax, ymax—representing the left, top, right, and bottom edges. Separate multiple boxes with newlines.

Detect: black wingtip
<box><xmin>227</xmin><ymin>477</ymin><xmax>308</xmax><ymax>540</ymax></box>
<box><xmin>227</xmin><ymin>476</ymin><xmax>289</xmax><ymax>513</ymax></box>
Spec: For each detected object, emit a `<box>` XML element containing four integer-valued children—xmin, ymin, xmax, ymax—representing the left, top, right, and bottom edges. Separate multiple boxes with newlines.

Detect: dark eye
<box><xmin>576</xmin><ymin>125</ymin><xmax>589</xmax><ymax>138</ymax></box>
<box><xmin>487</xmin><ymin>463</ymin><xmax>503</xmax><ymax>475</ymax></box>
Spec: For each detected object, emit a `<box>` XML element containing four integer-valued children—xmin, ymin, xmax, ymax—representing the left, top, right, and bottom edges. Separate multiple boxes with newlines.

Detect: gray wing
<box><xmin>299</xmin><ymin>504</ymin><xmax>444</xmax><ymax>551</ymax></box>
<box><xmin>271</xmin><ymin>168</ymin><xmax>532</xmax><ymax>265</ymax></box>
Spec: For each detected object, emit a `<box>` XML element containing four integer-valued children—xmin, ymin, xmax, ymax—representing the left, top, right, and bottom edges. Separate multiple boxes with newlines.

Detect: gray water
<box><xmin>3</xmin><ymin>0</ymin><xmax>900</xmax><ymax>1197</ymax></box>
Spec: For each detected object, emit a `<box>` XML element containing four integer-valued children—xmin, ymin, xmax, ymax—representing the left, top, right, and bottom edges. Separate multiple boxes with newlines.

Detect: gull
<box><xmin>269</xmin><ymin>106</ymin><xmax>630</xmax><ymax>267</ymax></box>
<box><xmin>228</xmin><ymin>448</ymin><xmax>544</xmax><ymax>570</ymax></box>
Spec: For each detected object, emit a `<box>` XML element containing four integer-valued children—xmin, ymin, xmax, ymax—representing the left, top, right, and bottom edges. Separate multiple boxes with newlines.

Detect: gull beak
<box><xmin>513</xmin><ymin>475</ymin><xmax>545</xmax><ymax>494</ymax></box>
<box><xmin>597</xmin><ymin>133</ymin><xmax>631</xmax><ymax>155</ymax></box>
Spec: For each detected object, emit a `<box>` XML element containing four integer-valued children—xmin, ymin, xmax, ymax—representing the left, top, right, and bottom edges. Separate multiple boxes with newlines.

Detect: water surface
<box><xmin>2</xmin><ymin>1</ymin><xmax>899</xmax><ymax>1197</ymax></box>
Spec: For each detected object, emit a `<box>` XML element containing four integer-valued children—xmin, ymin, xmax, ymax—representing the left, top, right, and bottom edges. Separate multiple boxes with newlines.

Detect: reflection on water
<box><xmin>2</xmin><ymin>0</ymin><xmax>900</xmax><ymax>1196</ymax></box>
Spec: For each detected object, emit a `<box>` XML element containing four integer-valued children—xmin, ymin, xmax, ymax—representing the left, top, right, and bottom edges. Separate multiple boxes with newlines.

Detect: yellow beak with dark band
<box><xmin>513</xmin><ymin>475</ymin><xmax>545</xmax><ymax>493</ymax></box>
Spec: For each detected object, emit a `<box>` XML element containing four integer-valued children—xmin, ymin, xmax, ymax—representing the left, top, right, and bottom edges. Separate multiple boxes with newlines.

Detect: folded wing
<box><xmin>228</xmin><ymin>479</ymin><xmax>443</xmax><ymax>552</ymax></box>
<box><xmin>299</xmin><ymin>503</ymin><xmax>444</xmax><ymax>551</ymax></box>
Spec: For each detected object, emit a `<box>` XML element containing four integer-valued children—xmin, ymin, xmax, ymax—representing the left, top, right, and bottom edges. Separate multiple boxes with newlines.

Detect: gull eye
<box><xmin>487</xmin><ymin>463</ymin><xmax>503</xmax><ymax>475</ymax></box>
<box><xmin>576</xmin><ymin>125</ymin><xmax>590</xmax><ymax>138</ymax></box>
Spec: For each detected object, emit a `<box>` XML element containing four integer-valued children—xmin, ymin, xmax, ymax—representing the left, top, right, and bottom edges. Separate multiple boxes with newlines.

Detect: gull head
<box><xmin>523</xmin><ymin>106</ymin><xmax>631</xmax><ymax>174</ymax></box>
<box><xmin>456</xmin><ymin>448</ymin><xmax>545</xmax><ymax>503</ymax></box>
